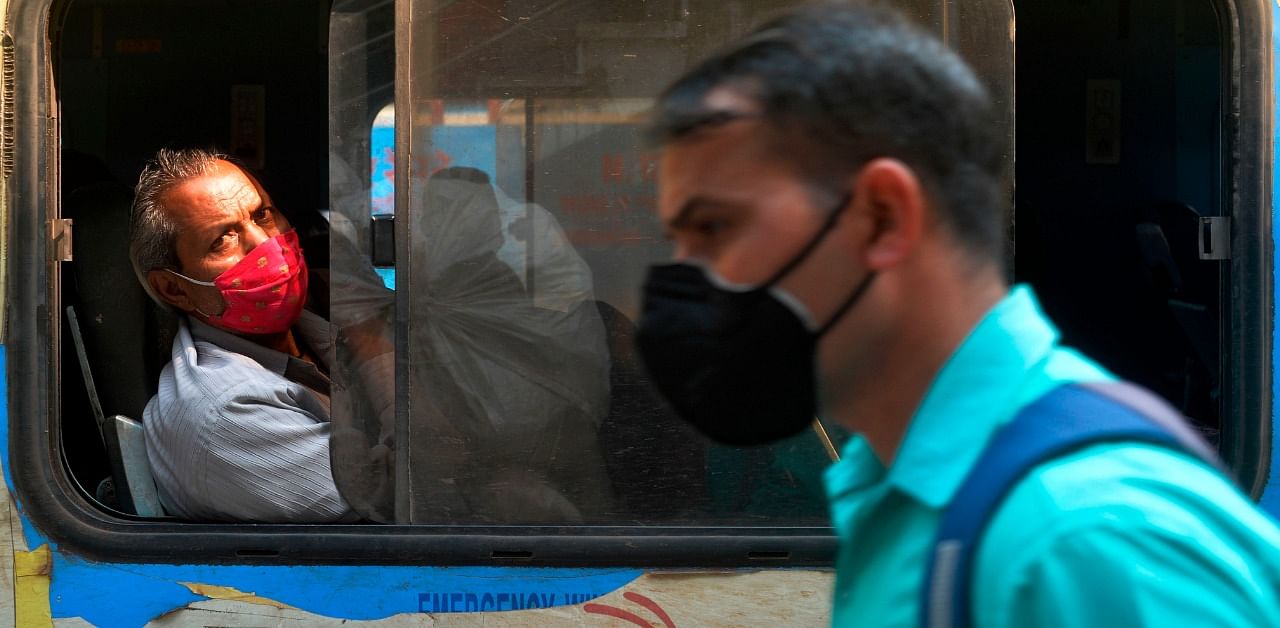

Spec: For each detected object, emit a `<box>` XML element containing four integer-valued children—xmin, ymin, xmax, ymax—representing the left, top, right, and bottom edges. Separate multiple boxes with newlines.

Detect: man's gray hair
<box><xmin>128</xmin><ymin>148</ymin><xmax>227</xmax><ymax>308</ymax></box>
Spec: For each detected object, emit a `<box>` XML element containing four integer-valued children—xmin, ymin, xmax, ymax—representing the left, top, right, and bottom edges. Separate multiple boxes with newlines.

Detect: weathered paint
<box><xmin>177</xmin><ymin>583</ymin><xmax>296</xmax><ymax>610</ymax></box>
<box><xmin>45</xmin><ymin>557</ymin><xmax>645</xmax><ymax>626</ymax></box>
<box><xmin>139</xmin><ymin>570</ymin><xmax>833</xmax><ymax>627</ymax></box>
<box><xmin>14</xmin><ymin>545</ymin><xmax>50</xmax><ymax>627</ymax></box>
<box><xmin>15</xmin><ymin>519</ymin><xmax>831</xmax><ymax>626</ymax></box>
<box><xmin>0</xmin><ymin>474</ymin><xmax>16</xmax><ymax>626</ymax></box>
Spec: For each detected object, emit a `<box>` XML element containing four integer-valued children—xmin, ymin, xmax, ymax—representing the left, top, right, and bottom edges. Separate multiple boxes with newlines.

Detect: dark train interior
<box><xmin>55</xmin><ymin>0</ymin><xmax>334</xmax><ymax>506</ymax></box>
<box><xmin>51</xmin><ymin>0</ymin><xmax>1244</xmax><ymax>512</ymax></box>
<box><xmin>1016</xmin><ymin>0</ymin><xmax>1229</xmax><ymax>447</ymax></box>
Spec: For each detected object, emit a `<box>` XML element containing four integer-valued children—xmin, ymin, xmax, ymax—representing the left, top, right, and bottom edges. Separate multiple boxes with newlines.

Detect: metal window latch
<box><xmin>51</xmin><ymin>218</ymin><xmax>73</xmax><ymax>262</ymax></box>
<box><xmin>1198</xmin><ymin>216</ymin><xmax>1230</xmax><ymax>261</ymax></box>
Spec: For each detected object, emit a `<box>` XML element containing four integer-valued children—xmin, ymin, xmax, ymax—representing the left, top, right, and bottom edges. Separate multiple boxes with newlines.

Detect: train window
<box><xmin>53</xmin><ymin>0</ymin><xmax>334</xmax><ymax>511</ymax></box>
<box><xmin>9</xmin><ymin>0</ymin><xmax>1022</xmax><ymax>562</ymax></box>
<box><xmin>326</xmin><ymin>0</ymin><xmax>1014</xmax><ymax>527</ymax></box>
<box><xmin>1015</xmin><ymin>0</ymin><xmax>1272</xmax><ymax>494</ymax></box>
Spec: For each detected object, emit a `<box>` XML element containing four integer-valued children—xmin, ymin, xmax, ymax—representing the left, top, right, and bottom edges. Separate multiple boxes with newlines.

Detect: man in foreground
<box><xmin>637</xmin><ymin>3</ymin><xmax>1280</xmax><ymax>625</ymax></box>
<box><xmin>129</xmin><ymin>148</ymin><xmax>389</xmax><ymax>522</ymax></box>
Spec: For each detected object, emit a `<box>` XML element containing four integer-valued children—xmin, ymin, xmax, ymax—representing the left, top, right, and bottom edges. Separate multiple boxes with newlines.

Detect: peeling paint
<box><xmin>15</xmin><ymin>545</ymin><xmax>52</xmax><ymax>627</ymax></box>
<box><xmin>178</xmin><ymin>582</ymin><xmax>297</xmax><ymax>610</ymax></box>
<box><xmin>44</xmin><ymin>554</ymin><xmax>642</xmax><ymax>625</ymax></box>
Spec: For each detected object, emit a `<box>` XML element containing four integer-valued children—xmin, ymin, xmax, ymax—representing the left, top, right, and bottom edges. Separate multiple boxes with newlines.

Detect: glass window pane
<box><xmin>330</xmin><ymin>0</ymin><xmax>1014</xmax><ymax>526</ymax></box>
<box><xmin>328</xmin><ymin>0</ymin><xmax>399</xmax><ymax>523</ymax></box>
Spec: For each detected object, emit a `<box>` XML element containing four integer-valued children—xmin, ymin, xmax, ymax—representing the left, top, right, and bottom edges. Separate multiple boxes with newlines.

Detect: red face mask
<box><xmin>168</xmin><ymin>230</ymin><xmax>309</xmax><ymax>335</ymax></box>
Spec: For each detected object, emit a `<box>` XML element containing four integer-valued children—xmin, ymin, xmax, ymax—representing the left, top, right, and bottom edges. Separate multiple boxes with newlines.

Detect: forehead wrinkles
<box><xmin>203</xmin><ymin>172</ymin><xmax>260</xmax><ymax>213</ymax></box>
<box><xmin>164</xmin><ymin>171</ymin><xmax>261</xmax><ymax>225</ymax></box>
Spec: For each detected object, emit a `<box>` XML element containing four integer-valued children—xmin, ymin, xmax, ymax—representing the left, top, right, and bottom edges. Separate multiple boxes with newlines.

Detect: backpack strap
<box><xmin>919</xmin><ymin>381</ymin><xmax>1224</xmax><ymax>628</ymax></box>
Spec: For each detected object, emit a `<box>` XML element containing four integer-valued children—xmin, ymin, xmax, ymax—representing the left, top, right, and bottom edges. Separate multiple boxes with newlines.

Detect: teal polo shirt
<box><xmin>823</xmin><ymin>286</ymin><xmax>1280</xmax><ymax>627</ymax></box>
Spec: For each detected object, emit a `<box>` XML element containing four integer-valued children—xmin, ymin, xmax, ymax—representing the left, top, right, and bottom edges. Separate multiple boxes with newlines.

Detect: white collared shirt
<box><xmin>142</xmin><ymin>311</ymin><xmax>359</xmax><ymax>522</ymax></box>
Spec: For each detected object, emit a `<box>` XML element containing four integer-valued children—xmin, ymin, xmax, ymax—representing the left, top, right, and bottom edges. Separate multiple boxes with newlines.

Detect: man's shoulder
<box><xmin>979</xmin><ymin>440</ymin><xmax>1280</xmax><ymax>577</ymax></box>
<box><xmin>969</xmin><ymin>442</ymin><xmax>1280</xmax><ymax>625</ymax></box>
<box><xmin>1008</xmin><ymin>441</ymin><xmax>1252</xmax><ymax>520</ymax></box>
<box><xmin>148</xmin><ymin>334</ymin><xmax>290</xmax><ymax>428</ymax></box>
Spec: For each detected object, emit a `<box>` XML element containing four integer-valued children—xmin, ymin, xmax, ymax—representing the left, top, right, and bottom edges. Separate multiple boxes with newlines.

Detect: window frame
<box><xmin>11</xmin><ymin>0</ymin><xmax>1269</xmax><ymax>566</ymax></box>
<box><xmin>1213</xmin><ymin>0</ymin><xmax>1274</xmax><ymax>497</ymax></box>
<box><xmin>11</xmin><ymin>0</ymin><xmax>841</xmax><ymax>565</ymax></box>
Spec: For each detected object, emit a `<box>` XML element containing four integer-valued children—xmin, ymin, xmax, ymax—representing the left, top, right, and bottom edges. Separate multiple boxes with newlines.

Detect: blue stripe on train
<box><xmin>1260</xmin><ymin>13</ymin><xmax>1280</xmax><ymax>516</ymax></box>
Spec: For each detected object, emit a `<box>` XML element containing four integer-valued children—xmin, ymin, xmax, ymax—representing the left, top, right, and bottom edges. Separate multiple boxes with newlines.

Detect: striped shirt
<box><xmin>143</xmin><ymin>311</ymin><xmax>360</xmax><ymax>522</ymax></box>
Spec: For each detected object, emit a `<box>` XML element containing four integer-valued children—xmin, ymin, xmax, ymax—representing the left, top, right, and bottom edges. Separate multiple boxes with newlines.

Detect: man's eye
<box><xmin>210</xmin><ymin>232</ymin><xmax>235</xmax><ymax>252</ymax></box>
<box><xmin>695</xmin><ymin>220</ymin><xmax>726</xmax><ymax>237</ymax></box>
<box><xmin>254</xmin><ymin>207</ymin><xmax>276</xmax><ymax>224</ymax></box>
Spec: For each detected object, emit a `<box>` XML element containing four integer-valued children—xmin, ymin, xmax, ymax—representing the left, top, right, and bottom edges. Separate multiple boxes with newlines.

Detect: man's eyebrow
<box><xmin>666</xmin><ymin>198</ymin><xmax>702</xmax><ymax>231</ymax></box>
<box><xmin>665</xmin><ymin>196</ymin><xmax>743</xmax><ymax>232</ymax></box>
<box><xmin>664</xmin><ymin>110</ymin><xmax>759</xmax><ymax>139</ymax></box>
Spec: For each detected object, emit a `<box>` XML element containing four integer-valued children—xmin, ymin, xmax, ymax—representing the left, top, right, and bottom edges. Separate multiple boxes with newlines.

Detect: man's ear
<box><xmin>848</xmin><ymin>158</ymin><xmax>926</xmax><ymax>270</ymax></box>
<box><xmin>147</xmin><ymin>269</ymin><xmax>196</xmax><ymax>312</ymax></box>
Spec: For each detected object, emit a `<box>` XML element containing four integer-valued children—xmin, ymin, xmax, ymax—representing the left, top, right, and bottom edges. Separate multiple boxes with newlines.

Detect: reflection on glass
<box><xmin>328</xmin><ymin>0</ymin><xmax>1012</xmax><ymax>526</ymax></box>
<box><xmin>327</xmin><ymin>151</ymin><xmax>398</xmax><ymax>523</ymax></box>
<box><xmin>404</xmin><ymin>167</ymin><xmax>612</xmax><ymax>523</ymax></box>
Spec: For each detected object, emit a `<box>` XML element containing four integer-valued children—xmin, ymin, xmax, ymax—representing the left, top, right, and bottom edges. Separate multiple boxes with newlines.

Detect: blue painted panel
<box><xmin>1261</xmin><ymin>14</ymin><xmax>1280</xmax><ymax>515</ymax></box>
<box><xmin>49</xmin><ymin>556</ymin><xmax>635</xmax><ymax>626</ymax></box>
<box><xmin>0</xmin><ymin>346</ymin><xmax>52</xmax><ymax>548</ymax></box>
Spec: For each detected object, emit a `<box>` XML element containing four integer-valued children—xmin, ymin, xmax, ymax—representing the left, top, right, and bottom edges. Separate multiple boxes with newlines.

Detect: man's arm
<box><xmin>329</xmin><ymin>345</ymin><xmax>397</xmax><ymax>522</ymax></box>
<box><xmin>201</xmin><ymin>395</ymin><xmax>355</xmax><ymax>523</ymax></box>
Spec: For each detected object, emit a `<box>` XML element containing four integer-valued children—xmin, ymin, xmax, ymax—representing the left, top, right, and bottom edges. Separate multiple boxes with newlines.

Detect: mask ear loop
<box><xmin>817</xmin><ymin>271</ymin><xmax>876</xmax><ymax>337</ymax></box>
<box><xmin>761</xmin><ymin>191</ymin><xmax>853</xmax><ymax>289</ymax></box>
<box><xmin>164</xmin><ymin>268</ymin><xmax>217</xmax><ymax>287</ymax></box>
<box><xmin>164</xmin><ymin>269</ymin><xmax>222</xmax><ymax>318</ymax></box>
<box><xmin>758</xmin><ymin>189</ymin><xmax>874</xmax><ymax>334</ymax></box>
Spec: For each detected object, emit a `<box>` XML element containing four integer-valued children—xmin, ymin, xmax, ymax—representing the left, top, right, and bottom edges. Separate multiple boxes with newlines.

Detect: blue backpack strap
<box><xmin>919</xmin><ymin>381</ymin><xmax>1223</xmax><ymax>628</ymax></box>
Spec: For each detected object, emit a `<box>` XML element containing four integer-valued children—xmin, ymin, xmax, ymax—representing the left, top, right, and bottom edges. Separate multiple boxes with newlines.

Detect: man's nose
<box><xmin>242</xmin><ymin>223</ymin><xmax>272</xmax><ymax>253</ymax></box>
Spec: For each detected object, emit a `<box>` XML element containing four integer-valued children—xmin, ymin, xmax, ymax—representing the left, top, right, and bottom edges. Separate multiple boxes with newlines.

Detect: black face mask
<box><xmin>636</xmin><ymin>194</ymin><xmax>876</xmax><ymax>446</ymax></box>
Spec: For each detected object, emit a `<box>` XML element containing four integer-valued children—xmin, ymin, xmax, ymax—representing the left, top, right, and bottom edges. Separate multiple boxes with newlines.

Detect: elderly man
<box><xmin>129</xmin><ymin>148</ymin><xmax>388</xmax><ymax>522</ymax></box>
<box><xmin>637</xmin><ymin>4</ymin><xmax>1280</xmax><ymax>626</ymax></box>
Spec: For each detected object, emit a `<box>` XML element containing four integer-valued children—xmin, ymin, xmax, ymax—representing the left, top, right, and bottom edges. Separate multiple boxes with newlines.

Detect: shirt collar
<box><xmin>186</xmin><ymin>311</ymin><xmax>332</xmax><ymax>394</ymax></box>
<box><xmin>822</xmin><ymin>433</ymin><xmax>890</xmax><ymax>540</ymax></box>
<box><xmin>824</xmin><ymin>433</ymin><xmax>887</xmax><ymax>501</ymax></box>
<box><xmin>882</xmin><ymin>286</ymin><xmax>1059</xmax><ymax>508</ymax></box>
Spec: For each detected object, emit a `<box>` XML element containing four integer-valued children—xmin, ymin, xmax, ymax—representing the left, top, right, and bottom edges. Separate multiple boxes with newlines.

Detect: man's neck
<box><xmin>253</xmin><ymin>329</ymin><xmax>301</xmax><ymax>357</ymax></box>
<box><xmin>823</xmin><ymin>262</ymin><xmax>1007</xmax><ymax>466</ymax></box>
<box><xmin>194</xmin><ymin>314</ymin><xmax>300</xmax><ymax>357</ymax></box>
